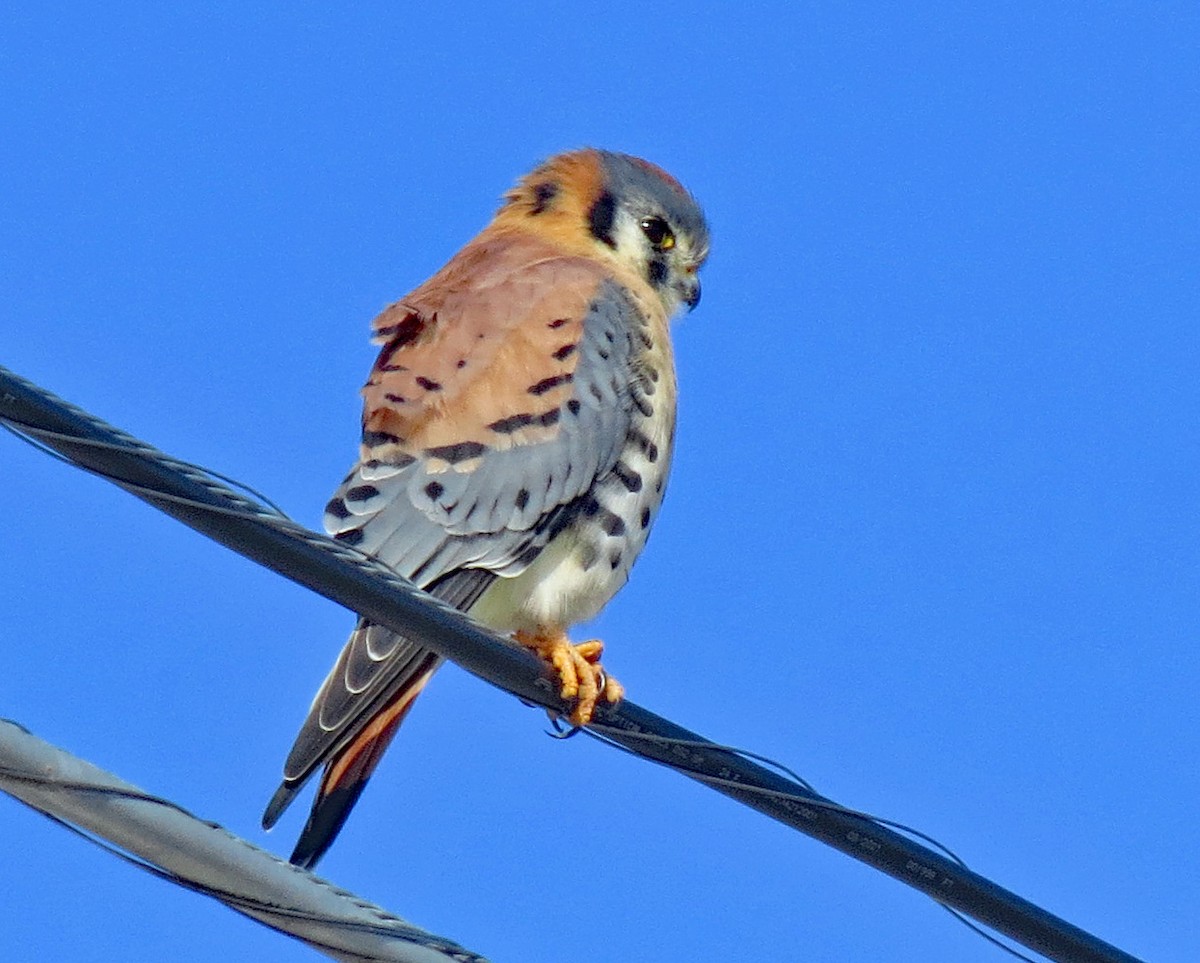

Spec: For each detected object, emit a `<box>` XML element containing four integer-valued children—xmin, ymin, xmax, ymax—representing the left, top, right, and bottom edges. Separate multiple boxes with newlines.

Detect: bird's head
<box><xmin>501</xmin><ymin>148</ymin><xmax>710</xmax><ymax>315</ymax></box>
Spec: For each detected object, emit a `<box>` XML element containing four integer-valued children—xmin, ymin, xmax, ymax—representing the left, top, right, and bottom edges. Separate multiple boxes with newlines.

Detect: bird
<box><xmin>262</xmin><ymin>148</ymin><xmax>709</xmax><ymax>869</ymax></box>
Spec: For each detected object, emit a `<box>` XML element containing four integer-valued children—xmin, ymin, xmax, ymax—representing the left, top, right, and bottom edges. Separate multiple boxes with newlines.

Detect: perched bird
<box><xmin>263</xmin><ymin>148</ymin><xmax>709</xmax><ymax>868</ymax></box>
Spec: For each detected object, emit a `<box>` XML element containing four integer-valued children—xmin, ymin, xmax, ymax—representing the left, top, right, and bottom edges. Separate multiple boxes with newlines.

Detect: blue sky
<box><xmin>2</xmin><ymin>4</ymin><xmax>1197</xmax><ymax>961</ymax></box>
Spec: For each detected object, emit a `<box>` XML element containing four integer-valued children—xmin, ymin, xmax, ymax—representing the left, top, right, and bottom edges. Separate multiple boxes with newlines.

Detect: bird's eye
<box><xmin>639</xmin><ymin>217</ymin><xmax>675</xmax><ymax>250</ymax></box>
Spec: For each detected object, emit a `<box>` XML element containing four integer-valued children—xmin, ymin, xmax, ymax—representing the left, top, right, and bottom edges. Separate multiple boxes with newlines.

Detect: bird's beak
<box><xmin>677</xmin><ymin>274</ymin><xmax>701</xmax><ymax>311</ymax></box>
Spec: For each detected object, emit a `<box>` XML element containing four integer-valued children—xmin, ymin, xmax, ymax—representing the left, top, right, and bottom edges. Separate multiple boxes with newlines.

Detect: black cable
<box><xmin>0</xmin><ymin>364</ymin><xmax>1145</xmax><ymax>963</ymax></box>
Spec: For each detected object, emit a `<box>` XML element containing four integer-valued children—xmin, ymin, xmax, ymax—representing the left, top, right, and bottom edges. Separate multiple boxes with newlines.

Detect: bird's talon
<box><xmin>575</xmin><ymin>639</ymin><xmax>605</xmax><ymax>663</ymax></box>
<box><xmin>603</xmin><ymin>674</ymin><xmax>625</xmax><ymax>705</ymax></box>
<box><xmin>516</xmin><ymin>630</ymin><xmax>623</xmax><ymax>726</ymax></box>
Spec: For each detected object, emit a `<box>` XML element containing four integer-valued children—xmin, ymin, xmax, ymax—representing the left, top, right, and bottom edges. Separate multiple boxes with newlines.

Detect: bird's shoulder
<box><xmin>360</xmin><ymin>228</ymin><xmax>653</xmax><ymax>460</ymax></box>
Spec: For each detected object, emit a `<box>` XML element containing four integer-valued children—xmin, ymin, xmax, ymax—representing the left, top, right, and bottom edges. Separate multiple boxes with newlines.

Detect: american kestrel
<box><xmin>263</xmin><ymin>148</ymin><xmax>709</xmax><ymax>868</ymax></box>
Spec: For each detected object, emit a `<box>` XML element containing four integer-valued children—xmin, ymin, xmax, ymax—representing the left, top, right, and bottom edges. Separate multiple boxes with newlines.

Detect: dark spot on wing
<box><xmin>415</xmin><ymin>376</ymin><xmax>442</xmax><ymax>392</ymax></box>
<box><xmin>334</xmin><ymin>528</ymin><xmax>364</xmax><ymax>546</ymax></box>
<box><xmin>489</xmin><ymin>412</ymin><xmax>535</xmax><ymax>433</ymax></box>
<box><xmin>424</xmin><ymin>481</ymin><xmax>444</xmax><ymax>500</ymax></box>
<box><xmin>528</xmin><ymin>373</ymin><xmax>574</xmax><ymax>395</ymax></box>
<box><xmin>362</xmin><ymin>429</ymin><xmax>401</xmax><ymax>447</ymax></box>
<box><xmin>515</xmin><ymin>544</ymin><xmax>542</xmax><ymax>567</ymax></box>
<box><xmin>515</xmin><ymin>488</ymin><xmax>530</xmax><ymax>509</ymax></box>
<box><xmin>425</xmin><ymin>441</ymin><xmax>487</xmax><ymax>463</ymax></box>
<box><xmin>364</xmin><ymin>453</ymin><xmax>416</xmax><ymax>470</ymax></box>
<box><xmin>375</xmin><ymin>313</ymin><xmax>426</xmax><ymax>370</ymax></box>
<box><xmin>552</xmin><ymin>343</ymin><xmax>577</xmax><ymax>361</ymax></box>
<box><xmin>345</xmin><ymin>485</ymin><xmax>380</xmax><ymax>502</ymax></box>
<box><xmin>488</xmin><ymin>408</ymin><xmax>560</xmax><ymax>433</ymax></box>
<box><xmin>325</xmin><ymin>497</ymin><xmax>350</xmax><ymax>520</ymax></box>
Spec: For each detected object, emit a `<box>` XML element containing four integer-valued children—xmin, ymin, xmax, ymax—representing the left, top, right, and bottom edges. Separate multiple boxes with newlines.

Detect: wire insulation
<box><xmin>0</xmin><ymin>364</ymin><xmax>1144</xmax><ymax>963</ymax></box>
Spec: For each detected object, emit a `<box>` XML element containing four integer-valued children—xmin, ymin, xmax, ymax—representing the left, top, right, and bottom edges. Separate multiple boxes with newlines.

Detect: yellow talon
<box><xmin>515</xmin><ymin>631</ymin><xmax>624</xmax><ymax>725</ymax></box>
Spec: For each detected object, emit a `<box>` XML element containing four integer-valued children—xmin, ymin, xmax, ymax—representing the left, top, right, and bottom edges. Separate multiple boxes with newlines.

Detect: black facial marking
<box><xmin>530</xmin><ymin>181</ymin><xmax>558</xmax><ymax>214</ymax></box>
<box><xmin>425</xmin><ymin>441</ymin><xmax>487</xmax><ymax>463</ymax></box>
<box><xmin>587</xmin><ymin>190</ymin><xmax>617</xmax><ymax>248</ymax></box>
<box><xmin>647</xmin><ymin>257</ymin><xmax>669</xmax><ymax>286</ymax></box>
<box><xmin>345</xmin><ymin>485</ymin><xmax>380</xmax><ymax>502</ymax></box>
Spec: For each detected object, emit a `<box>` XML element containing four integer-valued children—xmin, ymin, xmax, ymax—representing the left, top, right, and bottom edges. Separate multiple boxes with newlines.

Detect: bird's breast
<box><xmin>471</xmin><ymin>317</ymin><xmax>677</xmax><ymax>635</ymax></box>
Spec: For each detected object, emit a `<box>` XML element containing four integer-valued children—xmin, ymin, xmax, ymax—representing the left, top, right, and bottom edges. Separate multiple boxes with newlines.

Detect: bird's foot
<box><xmin>515</xmin><ymin>631</ymin><xmax>624</xmax><ymax>725</ymax></box>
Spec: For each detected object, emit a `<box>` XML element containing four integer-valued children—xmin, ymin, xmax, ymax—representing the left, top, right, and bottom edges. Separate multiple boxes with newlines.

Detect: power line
<box><xmin>0</xmin><ymin>719</ymin><xmax>484</xmax><ymax>963</ymax></box>
<box><xmin>0</xmin><ymin>363</ymin><xmax>1144</xmax><ymax>963</ymax></box>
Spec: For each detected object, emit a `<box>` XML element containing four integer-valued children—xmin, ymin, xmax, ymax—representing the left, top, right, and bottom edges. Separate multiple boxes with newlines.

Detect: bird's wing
<box><xmin>265</xmin><ymin>236</ymin><xmax>655</xmax><ymax>864</ymax></box>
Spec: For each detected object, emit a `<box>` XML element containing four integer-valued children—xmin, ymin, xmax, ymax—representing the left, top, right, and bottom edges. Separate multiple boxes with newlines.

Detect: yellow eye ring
<box><xmin>639</xmin><ymin>217</ymin><xmax>675</xmax><ymax>250</ymax></box>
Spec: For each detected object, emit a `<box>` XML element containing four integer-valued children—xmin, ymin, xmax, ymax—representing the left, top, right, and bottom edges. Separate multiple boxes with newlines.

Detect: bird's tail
<box><xmin>278</xmin><ymin>654</ymin><xmax>438</xmax><ymax>870</ymax></box>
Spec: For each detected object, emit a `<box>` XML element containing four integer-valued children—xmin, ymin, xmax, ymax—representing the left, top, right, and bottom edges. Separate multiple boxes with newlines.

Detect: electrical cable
<box><xmin>0</xmin><ymin>364</ymin><xmax>1145</xmax><ymax>963</ymax></box>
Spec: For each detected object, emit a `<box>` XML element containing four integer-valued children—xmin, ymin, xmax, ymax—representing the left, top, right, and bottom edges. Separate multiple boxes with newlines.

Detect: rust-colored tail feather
<box><xmin>287</xmin><ymin>656</ymin><xmax>438</xmax><ymax>869</ymax></box>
